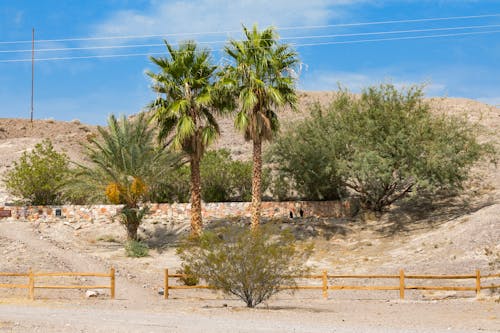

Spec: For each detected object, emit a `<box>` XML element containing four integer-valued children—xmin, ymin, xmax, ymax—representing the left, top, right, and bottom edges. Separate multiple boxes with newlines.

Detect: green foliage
<box><xmin>148</xmin><ymin>149</ymin><xmax>266</xmax><ymax>203</ymax></box>
<box><xmin>177</xmin><ymin>224</ymin><xmax>312</xmax><ymax>308</ymax></box>
<box><xmin>70</xmin><ymin>113</ymin><xmax>181</xmax><ymax>240</ymax></box>
<box><xmin>270</xmin><ymin>84</ymin><xmax>494</xmax><ymax>210</ymax></box>
<box><xmin>148</xmin><ymin>40</ymin><xmax>228</xmax><ymax>156</ymax></box>
<box><xmin>5</xmin><ymin>139</ymin><xmax>69</xmax><ymax>205</ymax></box>
<box><xmin>125</xmin><ymin>240</ymin><xmax>149</xmax><ymax>258</ymax></box>
<box><xmin>201</xmin><ymin>149</ymin><xmax>256</xmax><ymax>202</ymax></box>
<box><xmin>147</xmin><ymin>166</ymin><xmax>191</xmax><ymax>203</ymax></box>
<box><xmin>223</xmin><ymin>24</ymin><xmax>299</xmax><ymax>227</ymax></box>
<box><xmin>176</xmin><ymin>265</ymin><xmax>200</xmax><ymax>286</ymax></box>
<box><xmin>267</xmin><ymin>102</ymin><xmax>346</xmax><ymax>201</ymax></box>
<box><xmin>223</xmin><ymin>24</ymin><xmax>299</xmax><ymax>143</ymax></box>
<box><xmin>148</xmin><ymin>40</ymin><xmax>232</xmax><ymax>235</ymax></box>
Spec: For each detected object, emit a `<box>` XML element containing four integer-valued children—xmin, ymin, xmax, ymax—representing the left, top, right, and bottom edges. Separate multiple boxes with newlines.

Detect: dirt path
<box><xmin>0</xmin><ymin>222</ymin><xmax>155</xmax><ymax>306</ymax></box>
<box><xmin>0</xmin><ymin>299</ymin><xmax>498</xmax><ymax>333</ymax></box>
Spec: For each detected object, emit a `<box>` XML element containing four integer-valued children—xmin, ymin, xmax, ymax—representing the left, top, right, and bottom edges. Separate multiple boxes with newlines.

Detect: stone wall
<box><xmin>0</xmin><ymin>199</ymin><xmax>358</xmax><ymax>222</ymax></box>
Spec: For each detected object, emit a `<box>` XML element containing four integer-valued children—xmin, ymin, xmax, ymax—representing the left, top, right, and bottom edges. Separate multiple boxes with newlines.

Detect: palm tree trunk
<box><xmin>251</xmin><ymin>138</ymin><xmax>262</xmax><ymax>230</ymax></box>
<box><xmin>190</xmin><ymin>155</ymin><xmax>203</xmax><ymax>237</ymax></box>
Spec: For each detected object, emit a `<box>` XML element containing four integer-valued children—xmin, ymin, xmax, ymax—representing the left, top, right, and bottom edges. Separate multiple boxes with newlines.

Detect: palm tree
<box><xmin>147</xmin><ymin>41</ymin><xmax>224</xmax><ymax>237</ymax></box>
<box><xmin>72</xmin><ymin>113</ymin><xmax>179</xmax><ymax>240</ymax></box>
<box><xmin>224</xmin><ymin>25</ymin><xmax>299</xmax><ymax>229</ymax></box>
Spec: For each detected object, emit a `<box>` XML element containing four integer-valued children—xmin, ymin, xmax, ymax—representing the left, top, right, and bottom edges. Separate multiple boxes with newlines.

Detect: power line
<box><xmin>1</xmin><ymin>29</ymin><xmax>499</xmax><ymax>63</ymax></box>
<box><xmin>0</xmin><ymin>13</ymin><xmax>499</xmax><ymax>45</ymax></box>
<box><xmin>2</xmin><ymin>23</ymin><xmax>499</xmax><ymax>54</ymax></box>
<box><xmin>294</xmin><ymin>29</ymin><xmax>500</xmax><ymax>47</ymax></box>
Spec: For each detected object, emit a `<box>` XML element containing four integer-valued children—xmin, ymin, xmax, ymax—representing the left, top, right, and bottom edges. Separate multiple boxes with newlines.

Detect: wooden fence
<box><xmin>163</xmin><ymin>268</ymin><xmax>500</xmax><ymax>300</ymax></box>
<box><xmin>0</xmin><ymin>268</ymin><xmax>115</xmax><ymax>300</ymax></box>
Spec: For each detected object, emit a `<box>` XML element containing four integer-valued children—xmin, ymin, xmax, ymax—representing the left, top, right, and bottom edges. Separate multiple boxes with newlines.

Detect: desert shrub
<box><xmin>176</xmin><ymin>265</ymin><xmax>200</xmax><ymax>286</ymax></box>
<box><xmin>147</xmin><ymin>166</ymin><xmax>191</xmax><ymax>203</ymax></box>
<box><xmin>125</xmin><ymin>240</ymin><xmax>149</xmax><ymax>257</ymax></box>
<box><xmin>150</xmin><ymin>149</ymin><xmax>266</xmax><ymax>203</ymax></box>
<box><xmin>4</xmin><ymin>139</ymin><xmax>70</xmax><ymax>205</ymax></box>
<box><xmin>268</xmin><ymin>174</ymin><xmax>293</xmax><ymax>201</ymax></box>
<box><xmin>267</xmin><ymin>110</ymin><xmax>346</xmax><ymax>201</ymax></box>
<box><xmin>201</xmin><ymin>149</ymin><xmax>256</xmax><ymax>202</ymax></box>
<box><xmin>177</xmin><ymin>224</ymin><xmax>312</xmax><ymax>307</ymax></box>
<box><xmin>269</xmin><ymin>84</ymin><xmax>495</xmax><ymax>210</ymax></box>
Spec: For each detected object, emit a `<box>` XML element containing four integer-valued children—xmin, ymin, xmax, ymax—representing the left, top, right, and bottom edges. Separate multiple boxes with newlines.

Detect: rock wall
<box><xmin>0</xmin><ymin>200</ymin><xmax>358</xmax><ymax>222</ymax></box>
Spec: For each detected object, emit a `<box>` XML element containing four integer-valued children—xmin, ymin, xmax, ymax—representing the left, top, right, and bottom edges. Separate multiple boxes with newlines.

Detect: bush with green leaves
<box><xmin>176</xmin><ymin>265</ymin><xmax>200</xmax><ymax>286</ymax></box>
<box><xmin>125</xmin><ymin>240</ymin><xmax>149</xmax><ymax>257</ymax></box>
<box><xmin>201</xmin><ymin>149</ymin><xmax>257</xmax><ymax>202</ymax></box>
<box><xmin>267</xmin><ymin>107</ymin><xmax>345</xmax><ymax>201</ymax></box>
<box><xmin>5</xmin><ymin>139</ymin><xmax>70</xmax><ymax>205</ymax></box>
<box><xmin>147</xmin><ymin>166</ymin><xmax>191</xmax><ymax>203</ymax></box>
<box><xmin>149</xmin><ymin>149</ymin><xmax>265</xmax><ymax>203</ymax></box>
<box><xmin>269</xmin><ymin>84</ymin><xmax>494</xmax><ymax>210</ymax></box>
<box><xmin>177</xmin><ymin>224</ymin><xmax>312</xmax><ymax>308</ymax></box>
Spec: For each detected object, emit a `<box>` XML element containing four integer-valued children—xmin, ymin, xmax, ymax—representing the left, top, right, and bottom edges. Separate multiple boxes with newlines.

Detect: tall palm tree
<box><xmin>224</xmin><ymin>25</ymin><xmax>299</xmax><ymax>229</ymax></box>
<box><xmin>147</xmin><ymin>41</ymin><xmax>223</xmax><ymax>237</ymax></box>
<box><xmin>71</xmin><ymin>113</ymin><xmax>179</xmax><ymax>240</ymax></box>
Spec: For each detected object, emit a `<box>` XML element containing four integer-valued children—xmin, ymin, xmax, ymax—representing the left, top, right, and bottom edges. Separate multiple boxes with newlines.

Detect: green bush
<box><xmin>201</xmin><ymin>149</ymin><xmax>256</xmax><ymax>202</ymax></box>
<box><xmin>177</xmin><ymin>224</ymin><xmax>312</xmax><ymax>308</ymax></box>
<box><xmin>267</xmin><ymin>101</ymin><xmax>346</xmax><ymax>201</ymax></box>
<box><xmin>176</xmin><ymin>265</ymin><xmax>200</xmax><ymax>286</ymax></box>
<box><xmin>269</xmin><ymin>84</ymin><xmax>495</xmax><ymax>210</ymax></box>
<box><xmin>147</xmin><ymin>166</ymin><xmax>191</xmax><ymax>203</ymax></box>
<box><xmin>4</xmin><ymin>139</ymin><xmax>70</xmax><ymax>205</ymax></box>
<box><xmin>151</xmin><ymin>149</ymin><xmax>266</xmax><ymax>203</ymax></box>
<box><xmin>125</xmin><ymin>240</ymin><xmax>149</xmax><ymax>257</ymax></box>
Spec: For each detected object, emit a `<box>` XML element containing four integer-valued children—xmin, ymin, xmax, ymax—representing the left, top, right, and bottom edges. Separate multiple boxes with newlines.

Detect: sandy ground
<box><xmin>0</xmin><ymin>209</ymin><xmax>499</xmax><ymax>333</ymax></box>
<box><xmin>0</xmin><ymin>298</ymin><xmax>498</xmax><ymax>333</ymax></box>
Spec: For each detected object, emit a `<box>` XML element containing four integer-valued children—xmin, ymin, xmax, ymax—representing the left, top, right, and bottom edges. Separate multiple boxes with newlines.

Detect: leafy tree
<box><xmin>148</xmin><ymin>41</ymin><xmax>228</xmax><ymax>236</ymax></box>
<box><xmin>147</xmin><ymin>166</ymin><xmax>191</xmax><ymax>204</ymax></box>
<box><xmin>5</xmin><ymin>139</ymin><xmax>69</xmax><ymax>205</ymax></box>
<box><xmin>177</xmin><ymin>224</ymin><xmax>311</xmax><ymax>308</ymax></box>
<box><xmin>267</xmin><ymin>102</ymin><xmax>345</xmax><ymax>201</ymax></box>
<box><xmin>201</xmin><ymin>149</ymin><xmax>255</xmax><ymax>202</ymax></box>
<box><xmin>270</xmin><ymin>84</ymin><xmax>494</xmax><ymax>211</ymax></box>
<box><xmin>71</xmin><ymin>113</ymin><xmax>180</xmax><ymax>240</ymax></box>
<box><xmin>224</xmin><ymin>25</ymin><xmax>299</xmax><ymax>229</ymax></box>
<box><xmin>147</xmin><ymin>149</ymin><xmax>264</xmax><ymax>203</ymax></box>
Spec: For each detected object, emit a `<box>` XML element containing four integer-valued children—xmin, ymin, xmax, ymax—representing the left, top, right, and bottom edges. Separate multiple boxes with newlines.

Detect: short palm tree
<box><xmin>224</xmin><ymin>25</ymin><xmax>299</xmax><ymax>229</ymax></box>
<box><xmin>72</xmin><ymin>113</ymin><xmax>179</xmax><ymax>240</ymax></box>
<box><xmin>147</xmin><ymin>40</ymin><xmax>224</xmax><ymax>237</ymax></box>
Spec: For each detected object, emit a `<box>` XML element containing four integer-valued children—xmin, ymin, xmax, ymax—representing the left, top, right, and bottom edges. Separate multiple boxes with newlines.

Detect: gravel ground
<box><xmin>0</xmin><ymin>298</ymin><xmax>498</xmax><ymax>333</ymax></box>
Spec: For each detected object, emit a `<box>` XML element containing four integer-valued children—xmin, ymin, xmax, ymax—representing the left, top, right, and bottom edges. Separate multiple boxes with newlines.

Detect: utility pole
<box><xmin>31</xmin><ymin>28</ymin><xmax>34</xmax><ymax>124</ymax></box>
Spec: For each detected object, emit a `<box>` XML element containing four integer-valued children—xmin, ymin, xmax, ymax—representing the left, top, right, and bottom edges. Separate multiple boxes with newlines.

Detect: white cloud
<box><xmin>91</xmin><ymin>0</ymin><xmax>364</xmax><ymax>42</ymax></box>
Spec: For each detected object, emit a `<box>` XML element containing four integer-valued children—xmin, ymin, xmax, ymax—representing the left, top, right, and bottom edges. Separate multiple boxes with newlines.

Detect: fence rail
<box><xmin>0</xmin><ymin>268</ymin><xmax>115</xmax><ymax>300</ymax></box>
<box><xmin>163</xmin><ymin>268</ymin><xmax>500</xmax><ymax>300</ymax></box>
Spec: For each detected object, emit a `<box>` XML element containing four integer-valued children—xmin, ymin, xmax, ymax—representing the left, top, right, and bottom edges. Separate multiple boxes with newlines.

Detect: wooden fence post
<box><xmin>110</xmin><ymin>267</ymin><xmax>115</xmax><ymax>299</ymax></box>
<box><xmin>164</xmin><ymin>269</ymin><xmax>169</xmax><ymax>299</ymax></box>
<box><xmin>28</xmin><ymin>268</ymin><xmax>34</xmax><ymax>300</ymax></box>
<box><xmin>399</xmin><ymin>269</ymin><xmax>405</xmax><ymax>300</ymax></box>
<box><xmin>475</xmin><ymin>269</ymin><xmax>481</xmax><ymax>297</ymax></box>
<box><xmin>322</xmin><ymin>270</ymin><xmax>328</xmax><ymax>299</ymax></box>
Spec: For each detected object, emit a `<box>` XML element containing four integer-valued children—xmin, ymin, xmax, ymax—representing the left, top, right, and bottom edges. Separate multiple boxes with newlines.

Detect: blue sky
<box><xmin>0</xmin><ymin>0</ymin><xmax>499</xmax><ymax>124</ymax></box>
